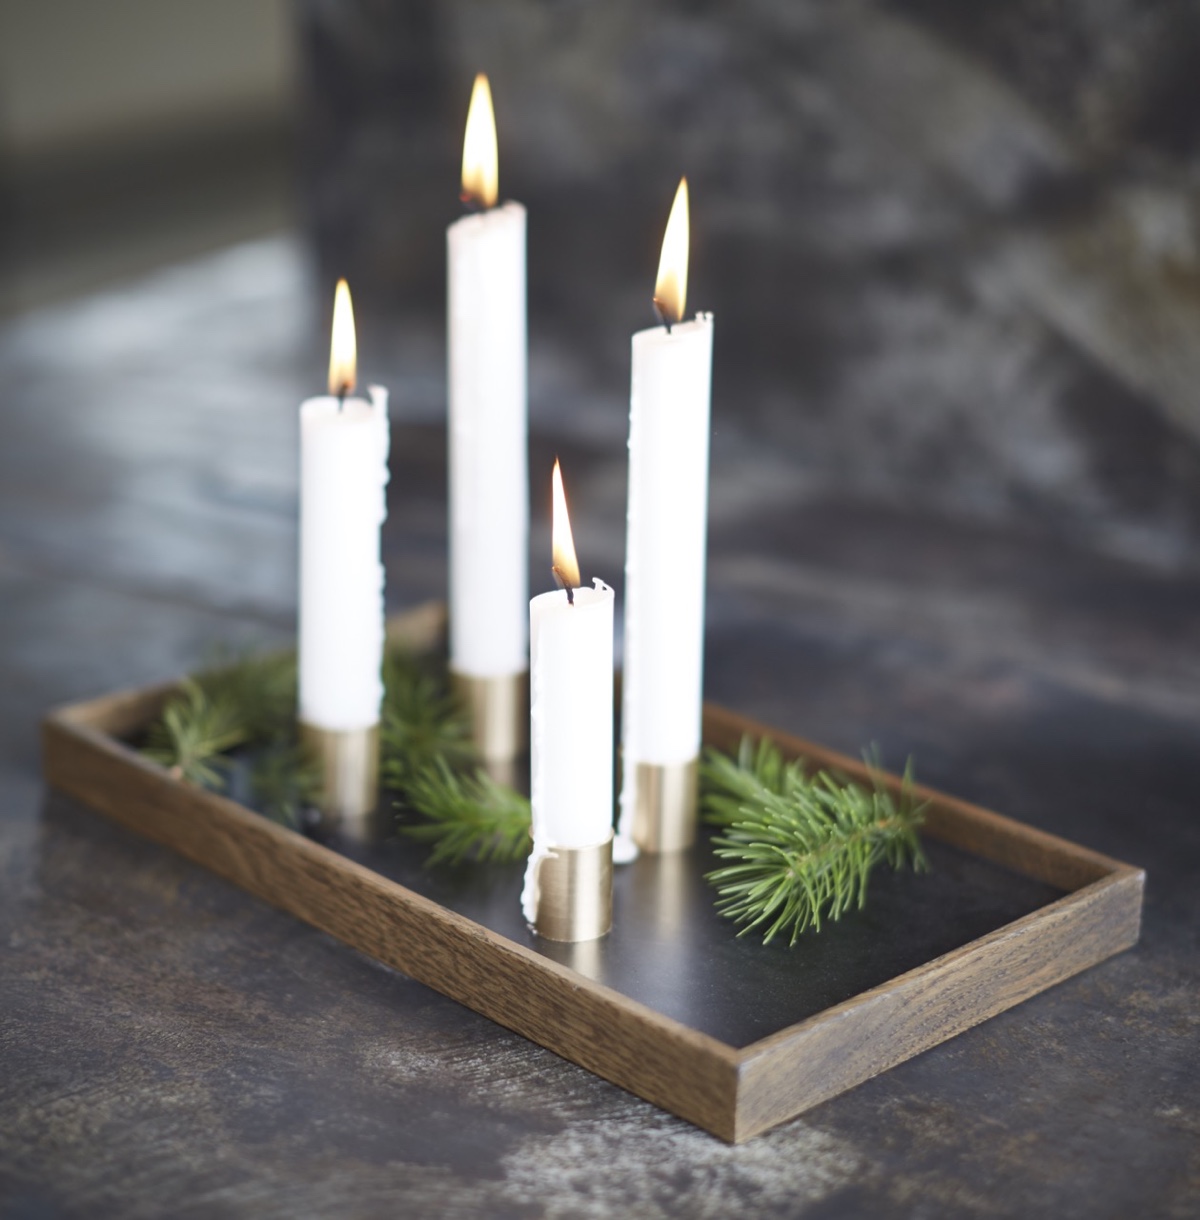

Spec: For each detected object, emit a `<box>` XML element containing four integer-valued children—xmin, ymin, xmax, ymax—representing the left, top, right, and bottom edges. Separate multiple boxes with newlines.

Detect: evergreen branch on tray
<box><xmin>249</xmin><ymin>741</ymin><xmax>323</xmax><ymax>831</ymax></box>
<box><xmin>381</xmin><ymin>648</ymin><xmax>531</xmax><ymax>864</ymax></box>
<box><xmin>380</xmin><ymin>648</ymin><xmax>475</xmax><ymax>789</ymax></box>
<box><xmin>198</xmin><ymin>649</ymin><xmax>299</xmax><ymax>744</ymax></box>
<box><xmin>142</xmin><ymin>650</ymin><xmax>306</xmax><ymax>823</ymax></box>
<box><xmin>703</xmin><ymin>736</ymin><xmax>929</xmax><ymax>945</ymax></box>
<box><xmin>399</xmin><ymin>759</ymin><xmax>533</xmax><ymax>867</ymax></box>
<box><xmin>142</xmin><ymin>678</ymin><xmax>247</xmax><ymax>791</ymax></box>
<box><xmin>139</xmin><ymin>642</ymin><xmax>533</xmax><ymax>857</ymax></box>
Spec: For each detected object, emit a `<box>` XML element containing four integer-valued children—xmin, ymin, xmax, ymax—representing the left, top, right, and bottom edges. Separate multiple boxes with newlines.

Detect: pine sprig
<box><xmin>139</xmin><ymin>641</ymin><xmax>533</xmax><ymax>855</ymax></box>
<box><xmin>380</xmin><ymin>648</ymin><xmax>475</xmax><ymax>790</ymax></box>
<box><xmin>704</xmin><ymin>737</ymin><xmax>928</xmax><ymax>945</ymax></box>
<box><xmin>142</xmin><ymin>649</ymin><xmax>305</xmax><ymax>822</ymax></box>
<box><xmin>200</xmin><ymin>649</ymin><xmax>298</xmax><ymax>744</ymax></box>
<box><xmin>250</xmin><ymin>741</ymin><xmax>322</xmax><ymax>830</ymax></box>
<box><xmin>400</xmin><ymin>759</ymin><xmax>532</xmax><ymax>866</ymax></box>
<box><xmin>381</xmin><ymin>649</ymin><xmax>532</xmax><ymax>863</ymax></box>
<box><xmin>143</xmin><ymin>678</ymin><xmax>247</xmax><ymax>790</ymax></box>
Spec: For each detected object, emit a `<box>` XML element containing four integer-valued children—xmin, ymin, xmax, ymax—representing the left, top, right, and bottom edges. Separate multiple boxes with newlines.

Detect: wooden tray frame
<box><xmin>40</xmin><ymin>602</ymin><xmax>1144</xmax><ymax>1143</ymax></box>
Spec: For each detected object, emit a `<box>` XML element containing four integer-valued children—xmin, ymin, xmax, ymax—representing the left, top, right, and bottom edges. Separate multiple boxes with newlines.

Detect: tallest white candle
<box><xmin>618</xmin><ymin>179</ymin><xmax>714</xmax><ymax>853</ymax></box>
<box><xmin>447</xmin><ymin>73</ymin><xmax>528</xmax><ymax>679</ymax></box>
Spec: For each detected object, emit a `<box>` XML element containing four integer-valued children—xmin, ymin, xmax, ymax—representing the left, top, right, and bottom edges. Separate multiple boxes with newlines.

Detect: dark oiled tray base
<box><xmin>41</xmin><ymin>602</ymin><xmax>1144</xmax><ymax>1142</ymax></box>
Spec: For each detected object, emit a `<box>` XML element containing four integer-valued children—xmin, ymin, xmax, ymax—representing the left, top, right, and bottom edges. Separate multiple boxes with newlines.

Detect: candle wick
<box><xmin>551</xmin><ymin>565</ymin><xmax>576</xmax><ymax>606</ymax></box>
<box><xmin>652</xmin><ymin>298</ymin><xmax>673</xmax><ymax>335</ymax></box>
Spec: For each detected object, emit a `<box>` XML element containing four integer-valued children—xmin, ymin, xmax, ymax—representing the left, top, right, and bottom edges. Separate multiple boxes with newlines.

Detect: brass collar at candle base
<box><xmin>531</xmin><ymin>835</ymin><xmax>614</xmax><ymax>943</ymax></box>
<box><xmin>629</xmin><ymin>758</ymin><xmax>700</xmax><ymax>854</ymax></box>
<box><xmin>299</xmin><ymin>721</ymin><xmax>380</xmax><ymax>838</ymax></box>
<box><xmin>451</xmin><ymin>670</ymin><xmax>529</xmax><ymax>763</ymax></box>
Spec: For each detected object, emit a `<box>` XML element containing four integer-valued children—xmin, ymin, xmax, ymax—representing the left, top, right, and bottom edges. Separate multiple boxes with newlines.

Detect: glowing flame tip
<box><xmin>461</xmin><ymin>73</ymin><xmax>498</xmax><ymax>208</ymax></box>
<box><xmin>551</xmin><ymin>459</ymin><xmax>581</xmax><ymax>592</ymax></box>
<box><xmin>328</xmin><ymin>278</ymin><xmax>357</xmax><ymax>396</ymax></box>
<box><xmin>653</xmin><ymin>176</ymin><xmax>689</xmax><ymax>327</ymax></box>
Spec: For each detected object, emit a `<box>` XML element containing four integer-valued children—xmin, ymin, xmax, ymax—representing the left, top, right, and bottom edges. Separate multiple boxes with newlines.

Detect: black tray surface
<box><xmin>337</xmin><ymin>823</ymin><xmax>1064</xmax><ymax>1048</ymax></box>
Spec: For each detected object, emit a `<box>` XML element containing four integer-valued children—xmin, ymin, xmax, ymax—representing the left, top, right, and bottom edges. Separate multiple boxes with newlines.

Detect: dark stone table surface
<box><xmin>1</xmin><ymin>235</ymin><xmax>1198</xmax><ymax>1218</ymax></box>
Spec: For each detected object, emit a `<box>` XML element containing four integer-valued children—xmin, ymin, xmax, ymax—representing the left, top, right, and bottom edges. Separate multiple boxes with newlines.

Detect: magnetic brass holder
<box><xmin>532</xmin><ymin>834</ymin><xmax>614</xmax><ymax>943</ymax></box>
<box><xmin>299</xmin><ymin>722</ymin><xmax>380</xmax><ymax>836</ymax></box>
<box><xmin>451</xmin><ymin>670</ymin><xmax>528</xmax><ymax>762</ymax></box>
<box><xmin>630</xmin><ymin>758</ymin><xmax>700</xmax><ymax>853</ymax></box>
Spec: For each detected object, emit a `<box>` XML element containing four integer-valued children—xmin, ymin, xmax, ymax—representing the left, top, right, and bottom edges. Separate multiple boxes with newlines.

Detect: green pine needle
<box><xmin>198</xmin><ymin>649</ymin><xmax>298</xmax><ymax>744</ymax></box>
<box><xmin>704</xmin><ymin>737</ymin><xmax>928</xmax><ymax>945</ymax></box>
<box><xmin>142</xmin><ymin>678</ymin><xmax>247</xmax><ymax>791</ymax></box>
<box><xmin>142</xmin><ymin>647</ymin><xmax>296</xmax><ymax>793</ymax></box>
<box><xmin>381</xmin><ymin>649</ymin><xmax>531</xmax><ymax>864</ymax></box>
<box><xmin>139</xmin><ymin>641</ymin><xmax>534</xmax><ymax>860</ymax></box>
<box><xmin>250</xmin><ymin>742</ymin><xmax>322</xmax><ymax>830</ymax></box>
<box><xmin>400</xmin><ymin>759</ymin><xmax>532</xmax><ymax>866</ymax></box>
<box><xmin>380</xmin><ymin>648</ymin><xmax>475</xmax><ymax>790</ymax></box>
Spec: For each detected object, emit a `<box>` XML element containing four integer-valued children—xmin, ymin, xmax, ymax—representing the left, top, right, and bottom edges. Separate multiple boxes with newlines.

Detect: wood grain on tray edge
<box><xmin>731</xmin><ymin>867</ymin><xmax>1143</xmax><ymax>1141</ymax></box>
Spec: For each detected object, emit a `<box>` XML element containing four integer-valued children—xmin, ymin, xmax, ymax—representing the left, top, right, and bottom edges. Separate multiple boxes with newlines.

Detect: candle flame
<box><xmin>653</xmin><ymin>177</ymin><xmax>689</xmax><ymax>326</ymax></box>
<box><xmin>461</xmin><ymin>73</ymin><xmax>499</xmax><ymax>209</ymax></box>
<box><xmin>328</xmin><ymin>278</ymin><xmax>357</xmax><ymax>396</ymax></box>
<box><xmin>551</xmin><ymin>459</ymin><xmax>581</xmax><ymax>592</ymax></box>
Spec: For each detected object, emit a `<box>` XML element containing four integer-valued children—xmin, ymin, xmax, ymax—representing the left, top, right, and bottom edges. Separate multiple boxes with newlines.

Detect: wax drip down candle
<box><xmin>616</xmin><ymin>178</ymin><xmax>714</xmax><ymax>859</ymax></box>
<box><xmin>447</xmin><ymin>73</ymin><xmax>529</xmax><ymax>763</ymax></box>
<box><xmin>298</xmin><ymin>279</ymin><xmax>390</xmax><ymax>834</ymax></box>
<box><xmin>522</xmin><ymin>460</ymin><xmax>615</xmax><ymax>942</ymax></box>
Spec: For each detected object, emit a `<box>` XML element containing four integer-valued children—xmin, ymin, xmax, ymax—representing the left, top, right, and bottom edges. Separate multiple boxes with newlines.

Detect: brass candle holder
<box><xmin>451</xmin><ymin>670</ymin><xmax>528</xmax><ymax>763</ymax></box>
<box><xmin>530</xmin><ymin>834</ymin><xmax>614</xmax><ymax>943</ymax></box>
<box><xmin>299</xmin><ymin>722</ymin><xmax>380</xmax><ymax>837</ymax></box>
<box><xmin>628</xmin><ymin>758</ymin><xmax>699</xmax><ymax>853</ymax></box>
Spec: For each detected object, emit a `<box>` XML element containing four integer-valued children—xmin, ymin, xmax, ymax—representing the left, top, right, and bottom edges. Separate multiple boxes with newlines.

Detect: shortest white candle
<box><xmin>530</xmin><ymin>581</ymin><xmax>614</xmax><ymax>846</ymax></box>
<box><xmin>522</xmin><ymin>463</ymin><xmax>614</xmax><ymax>923</ymax></box>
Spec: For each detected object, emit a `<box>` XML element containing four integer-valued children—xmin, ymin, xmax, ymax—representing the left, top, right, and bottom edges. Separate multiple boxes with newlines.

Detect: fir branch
<box><xmin>141</xmin><ymin>647</ymin><xmax>296</xmax><ymax>792</ymax></box>
<box><xmin>250</xmin><ymin>741</ymin><xmax>322</xmax><ymax>830</ymax></box>
<box><xmin>197</xmin><ymin>648</ymin><xmax>297</xmax><ymax>744</ymax></box>
<box><xmin>703</xmin><ymin>737</ymin><xmax>928</xmax><ymax>945</ymax></box>
<box><xmin>380</xmin><ymin>648</ymin><xmax>474</xmax><ymax>791</ymax></box>
<box><xmin>400</xmin><ymin>759</ymin><xmax>532</xmax><ymax>866</ymax></box>
<box><xmin>142</xmin><ymin>678</ymin><xmax>247</xmax><ymax>790</ymax></box>
<box><xmin>138</xmin><ymin>640</ymin><xmax>533</xmax><ymax>861</ymax></box>
<box><xmin>380</xmin><ymin>648</ymin><xmax>532</xmax><ymax>863</ymax></box>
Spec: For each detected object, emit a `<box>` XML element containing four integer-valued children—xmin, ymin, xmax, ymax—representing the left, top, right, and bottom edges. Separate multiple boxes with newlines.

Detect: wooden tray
<box><xmin>40</xmin><ymin>603</ymin><xmax>1144</xmax><ymax>1143</ymax></box>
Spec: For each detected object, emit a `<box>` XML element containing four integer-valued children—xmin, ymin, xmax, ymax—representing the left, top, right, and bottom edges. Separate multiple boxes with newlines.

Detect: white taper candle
<box><xmin>298</xmin><ymin>281</ymin><xmax>390</xmax><ymax>731</ymax></box>
<box><xmin>530</xmin><ymin>583</ymin><xmax>615</xmax><ymax>850</ymax></box>
<box><xmin>522</xmin><ymin>462</ymin><xmax>615</xmax><ymax>923</ymax></box>
<box><xmin>447</xmin><ymin>73</ymin><xmax>528</xmax><ymax>680</ymax></box>
<box><xmin>617</xmin><ymin>179</ymin><xmax>714</xmax><ymax>854</ymax></box>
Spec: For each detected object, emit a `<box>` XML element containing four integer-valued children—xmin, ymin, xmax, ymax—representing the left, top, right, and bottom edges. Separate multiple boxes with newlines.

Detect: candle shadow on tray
<box><xmin>334</xmin><ymin>811</ymin><xmax>1064</xmax><ymax>1049</ymax></box>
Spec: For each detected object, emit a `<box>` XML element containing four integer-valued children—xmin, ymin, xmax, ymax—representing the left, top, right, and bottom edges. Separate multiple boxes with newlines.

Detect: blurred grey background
<box><xmin>297</xmin><ymin>0</ymin><xmax>1200</xmax><ymax>573</ymax></box>
<box><xmin>0</xmin><ymin>0</ymin><xmax>294</xmax><ymax>307</ymax></box>
<box><xmin>4</xmin><ymin>0</ymin><xmax>1200</xmax><ymax>573</ymax></box>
